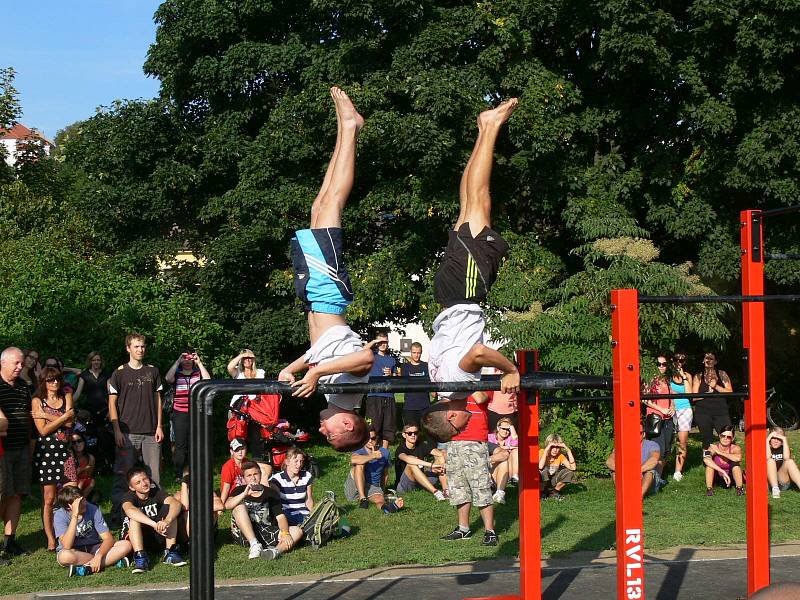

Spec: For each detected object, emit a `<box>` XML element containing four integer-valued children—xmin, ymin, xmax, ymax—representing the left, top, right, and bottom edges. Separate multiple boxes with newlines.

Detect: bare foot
<box><xmin>330</xmin><ymin>86</ymin><xmax>364</xmax><ymax>132</ymax></box>
<box><xmin>478</xmin><ymin>97</ymin><xmax>519</xmax><ymax>130</ymax></box>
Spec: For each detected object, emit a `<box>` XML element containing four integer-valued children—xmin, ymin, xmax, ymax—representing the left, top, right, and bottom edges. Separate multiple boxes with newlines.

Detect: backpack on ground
<box><xmin>302</xmin><ymin>491</ymin><xmax>341</xmax><ymax>549</ymax></box>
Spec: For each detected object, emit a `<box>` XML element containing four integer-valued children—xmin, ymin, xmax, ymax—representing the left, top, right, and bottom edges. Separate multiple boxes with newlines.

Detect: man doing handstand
<box><xmin>423</xmin><ymin>98</ymin><xmax>522</xmax><ymax>442</ymax></box>
<box><xmin>278</xmin><ymin>87</ymin><xmax>374</xmax><ymax>452</ymax></box>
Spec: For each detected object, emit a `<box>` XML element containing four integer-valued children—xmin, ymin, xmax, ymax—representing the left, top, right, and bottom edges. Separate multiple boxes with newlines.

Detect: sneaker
<box><xmin>115</xmin><ymin>557</ymin><xmax>130</xmax><ymax>569</ymax></box>
<box><xmin>706</xmin><ymin>488</ymin><xmax>714</xmax><ymax>497</ymax></box>
<box><xmin>441</xmin><ymin>527</ymin><xmax>472</xmax><ymax>541</ymax></box>
<box><xmin>772</xmin><ymin>486</ymin><xmax>781</xmax><ymax>499</ymax></box>
<box><xmin>654</xmin><ymin>476</ymin><xmax>667</xmax><ymax>493</ymax></box>
<box><xmin>482</xmin><ymin>530</ymin><xmax>499</xmax><ymax>546</ymax></box>
<box><xmin>492</xmin><ymin>489</ymin><xmax>506</xmax><ymax>504</ymax></box>
<box><xmin>672</xmin><ymin>471</ymin><xmax>683</xmax><ymax>482</ymax></box>
<box><xmin>2</xmin><ymin>539</ymin><xmax>28</xmax><ymax>556</ymax></box>
<box><xmin>164</xmin><ymin>546</ymin><xmax>188</xmax><ymax>567</ymax></box>
<box><xmin>433</xmin><ymin>490</ymin><xmax>447</xmax><ymax>501</ymax></box>
<box><xmin>0</xmin><ymin>555</ymin><xmax>9</xmax><ymax>567</ymax></box>
<box><xmin>736</xmin><ymin>486</ymin><xmax>745</xmax><ymax>497</ymax></box>
<box><xmin>131</xmin><ymin>552</ymin><xmax>150</xmax><ymax>574</ymax></box>
<box><xmin>68</xmin><ymin>565</ymin><xmax>92</xmax><ymax>577</ymax></box>
<box><xmin>548</xmin><ymin>491</ymin><xmax>564</xmax><ymax>501</ymax></box>
<box><xmin>358</xmin><ymin>498</ymin><xmax>370</xmax><ymax>509</ymax></box>
<box><xmin>248</xmin><ymin>542</ymin><xmax>264</xmax><ymax>559</ymax></box>
<box><xmin>260</xmin><ymin>548</ymin><xmax>280</xmax><ymax>560</ymax></box>
<box><xmin>509</xmin><ymin>475</ymin><xmax>519</xmax><ymax>486</ymax></box>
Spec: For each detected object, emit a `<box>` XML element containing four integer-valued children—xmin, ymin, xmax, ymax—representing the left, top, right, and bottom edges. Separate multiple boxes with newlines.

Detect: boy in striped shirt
<box><xmin>268</xmin><ymin>448</ymin><xmax>314</xmax><ymax>526</ymax></box>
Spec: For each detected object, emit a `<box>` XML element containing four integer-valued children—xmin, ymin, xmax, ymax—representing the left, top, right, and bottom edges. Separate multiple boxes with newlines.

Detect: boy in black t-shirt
<box><xmin>394</xmin><ymin>423</ymin><xmax>448</xmax><ymax>500</ymax></box>
<box><xmin>225</xmin><ymin>461</ymin><xmax>303</xmax><ymax>560</ymax></box>
<box><xmin>119</xmin><ymin>466</ymin><xmax>185</xmax><ymax>573</ymax></box>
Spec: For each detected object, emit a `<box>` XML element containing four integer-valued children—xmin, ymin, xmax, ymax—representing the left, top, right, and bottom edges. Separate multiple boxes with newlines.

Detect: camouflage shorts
<box><xmin>445</xmin><ymin>441</ymin><xmax>492</xmax><ymax>507</ymax></box>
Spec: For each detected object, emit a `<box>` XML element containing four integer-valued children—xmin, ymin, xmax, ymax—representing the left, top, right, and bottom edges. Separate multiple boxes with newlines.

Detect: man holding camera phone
<box><xmin>226</xmin><ymin>461</ymin><xmax>303</xmax><ymax>560</ymax></box>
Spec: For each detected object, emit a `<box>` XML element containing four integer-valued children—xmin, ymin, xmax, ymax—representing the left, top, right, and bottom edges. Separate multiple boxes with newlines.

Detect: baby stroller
<box><xmin>227</xmin><ymin>394</ymin><xmax>318</xmax><ymax>478</ymax></box>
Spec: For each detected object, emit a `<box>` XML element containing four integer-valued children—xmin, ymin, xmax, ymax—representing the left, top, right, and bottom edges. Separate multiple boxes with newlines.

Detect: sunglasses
<box><xmin>71</xmin><ymin>439</ymin><xmax>84</xmax><ymax>444</ymax></box>
<box><xmin>720</xmin><ymin>434</ymin><xmax>733</xmax><ymax>439</ymax></box>
<box><xmin>45</xmin><ymin>377</ymin><xmax>60</xmax><ymax>383</ymax></box>
<box><xmin>369</xmin><ymin>437</ymin><xmax>378</xmax><ymax>442</ymax></box>
<box><xmin>404</xmin><ymin>431</ymin><xmax>418</xmax><ymax>436</ymax></box>
<box><xmin>656</xmin><ymin>361</ymin><xmax>668</xmax><ymax>367</ymax></box>
<box><xmin>499</xmin><ymin>427</ymin><xmax>511</xmax><ymax>432</ymax></box>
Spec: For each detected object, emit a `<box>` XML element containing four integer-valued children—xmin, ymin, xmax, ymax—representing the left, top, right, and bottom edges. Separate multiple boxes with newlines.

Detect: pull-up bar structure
<box><xmin>188</xmin><ymin>205</ymin><xmax>794</xmax><ymax>600</ymax></box>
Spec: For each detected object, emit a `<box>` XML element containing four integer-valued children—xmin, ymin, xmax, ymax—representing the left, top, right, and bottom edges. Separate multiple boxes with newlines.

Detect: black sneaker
<box><xmin>482</xmin><ymin>530</ymin><xmax>499</xmax><ymax>546</ymax></box>
<box><xmin>358</xmin><ymin>498</ymin><xmax>370</xmax><ymax>509</ymax></box>
<box><xmin>441</xmin><ymin>527</ymin><xmax>472</xmax><ymax>541</ymax></box>
<box><xmin>3</xmin><ymin>539</ymin><xmax>29</xmax><ymax>556</ymax></box>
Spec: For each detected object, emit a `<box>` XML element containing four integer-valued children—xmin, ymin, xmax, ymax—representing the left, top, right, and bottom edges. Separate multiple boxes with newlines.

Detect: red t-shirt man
<box><xmin>451</xmin><ymin>395</ymin><xmax>489</xmax><ymax>442</ymax></box>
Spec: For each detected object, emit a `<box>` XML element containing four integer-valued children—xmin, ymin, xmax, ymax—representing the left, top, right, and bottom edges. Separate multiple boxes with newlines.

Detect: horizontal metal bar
<box><xmin>641</xmin><ymin>392</ymin><xmax>749</xmax><ymax>400</ymax></box>
<box><xmin>191</xmin><ymin>372</ymin><xmax>612</xmax><ymax>402</ymax></box>
<box><xmin>639</xmin><ymin>295</ymin><xmax>800</xmax><ymax>304</ymax></box>
<box><xmin>539</xmin><ymin>395</ymin><xmax>613</xmax><ymax>404</ymax></box>
<box><xmin>766</xmin><ymin>253</ymin><xmax>800</xmax><ymax>260</ymax></box>
<box><xmin>537</xmin><ymin>392</ymin><xmax>749</xmax><ymax>403</ymax></box>
<box><xmin>758</xmin><ymin>204</ymin><xmax>800</xmax><ymax>218</ymax></box>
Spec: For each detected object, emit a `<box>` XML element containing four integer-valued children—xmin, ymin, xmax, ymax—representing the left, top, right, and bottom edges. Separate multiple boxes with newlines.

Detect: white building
<box><xmin>0</xmin><ymin>123</ymin><xmax>54</xmax><ymax>167</ymax></box>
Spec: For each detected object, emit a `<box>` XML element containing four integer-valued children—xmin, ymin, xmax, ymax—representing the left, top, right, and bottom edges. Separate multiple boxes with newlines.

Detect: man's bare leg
<box><xmin>309</xmin><ymin>86</ymin><xmax>364</xmax><ymax>229</ymax></box>
<box><xmin>454</xmin><ymin>98</ymin><xmax>518</xmax><ymax>237</ymax></box>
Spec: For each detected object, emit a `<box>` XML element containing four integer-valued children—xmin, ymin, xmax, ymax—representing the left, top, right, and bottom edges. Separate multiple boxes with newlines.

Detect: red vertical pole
<box><xmin>463</xmin><ymin>350</ymin><xmax>539</xmax><ymax>600</ymax></box>
<box><xmin>517</xmin><ymin>349</ymin><xmax>541</xmax><ymax>600</ymax></box>
<box><xmin>740</xmin><ymin>210</ymin><xmax>770</xmax><ymax>595</ymax></box>
<box><xmin>611</xmin><ymin>289</ymin><xmax>645</xmax><ymax>600</ymax></box>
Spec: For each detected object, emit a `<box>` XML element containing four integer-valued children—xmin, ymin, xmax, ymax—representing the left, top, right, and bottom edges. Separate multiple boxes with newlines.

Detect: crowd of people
<box><xmin>1</xmin><ymin>88</ymin><xmax>792</xmax><ymax>587</ymax></box>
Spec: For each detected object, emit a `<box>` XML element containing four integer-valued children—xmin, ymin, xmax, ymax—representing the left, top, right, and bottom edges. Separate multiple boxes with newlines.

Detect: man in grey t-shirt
<box><xmin>606</xmin><ymin>422</ymin><xmax>661</xmax><ymax>498</ymax></box>
<box><xmin>108</xmin><ymin>334</ymin><xmax>163</xmax><ymax>520</ymax></box>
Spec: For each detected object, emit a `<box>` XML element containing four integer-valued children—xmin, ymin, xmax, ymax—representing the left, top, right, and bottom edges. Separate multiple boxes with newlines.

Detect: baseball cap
<box><xmin>230</xmin><ymin>438</ymin><xmax>246</xmax><ymax>452</ymax></box>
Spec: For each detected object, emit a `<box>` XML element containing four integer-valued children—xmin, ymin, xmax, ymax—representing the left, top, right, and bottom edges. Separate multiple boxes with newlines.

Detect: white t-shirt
<box><xmin>305</xmin><ymin>325</ymin><xmax>368</xmax><ymax>410</ymax></box>
<box><xmin>429</xmin><ymin>303</ymin><xmax>485</xmax><ymax>399</ymax></box>
<box><xmin>230</xmin><ymin>368</ymin><xmax>266</xmax><ymax>407</ymax></box>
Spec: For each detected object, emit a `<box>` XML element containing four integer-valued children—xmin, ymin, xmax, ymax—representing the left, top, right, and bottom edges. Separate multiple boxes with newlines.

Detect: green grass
<box><xmin>4</xmin><ymin>429</ymin><xmax>800</xmax><ymax>595</ymax></box>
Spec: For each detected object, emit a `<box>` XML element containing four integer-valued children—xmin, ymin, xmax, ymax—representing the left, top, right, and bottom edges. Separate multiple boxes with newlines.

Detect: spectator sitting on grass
<box><xmin>488</xmin><ymin>417</ymin><xmax>519</xmax><ymax>484</ymax></box>
<box><xmin>173</xmin><ymin>466</ymin><xmax>223</xmax><ymax>541</ymax></box>
<box><xmin>220</xmin><ymin>437</ymin><xmax>248</xmax><ymax>504</ymax></box>
<box><xmin>394</xmin><ymin>422</ymin><xmax>447</xmax><ymax>501</ymax></box>
<box><xmin>226</xmin><ymin>460</ymin><xmax>304</xmax><ymax>560</ymax></box>
<box><xmin>767</xmin><ymin>428</ymin><xmax>800</xmax><ymax>499</ymax></box>
<box><xmin>606</xmin><ymin>422</ymin><xmax>660</xmax><ymax>498</ymax></box>
<box><xmin>54</xmin><ymin>485</ymin><xmax>132</xmax><ymax>577</ymax></box>
<box><xmin>538</xmin><ymin>433</ymin><xmax>576</xmax><ymax>500</ymax></box>
<box><xmin>345</xmin><ymin>427</ymin><xmax>404</xmax><ymax>513</ymax></box>
<box><xmin>120</xmin><ymin>465</ymin><xmax>186</xmax><ymax>573</ymax></box>
<box><xmin>703</xmin><ymin>425</ymin><xmax>745</xmax><ymax>497</ymax></box>
<box><xmin>269</xmin><ymin>447</ymin><xmax>315</xmax><ymax>526</ymax></box>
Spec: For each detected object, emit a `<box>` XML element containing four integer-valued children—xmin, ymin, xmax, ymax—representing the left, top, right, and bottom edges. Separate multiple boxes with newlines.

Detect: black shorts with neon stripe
<box><xmin>433</xmin><ymin>223</ymin><xmax>509</xmax><ymax>307</ymax></box>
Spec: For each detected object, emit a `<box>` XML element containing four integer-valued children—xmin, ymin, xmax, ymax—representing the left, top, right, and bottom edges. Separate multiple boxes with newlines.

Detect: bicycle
<box><xmin>733</xmin><ymin>387</ymin><xmax>799</xmax><ymax>432</ymax></box>
<box><xmin>766</xmin><ymin>387</ymin><xmax>799</xmax><ymax>431</ymax></box>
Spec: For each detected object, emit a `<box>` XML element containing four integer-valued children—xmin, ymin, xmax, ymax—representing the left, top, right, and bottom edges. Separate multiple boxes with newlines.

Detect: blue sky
<box><xmin>2</xmin><ymin>1</ymin><xmax>163</xmax><ymax>139</ymax></box>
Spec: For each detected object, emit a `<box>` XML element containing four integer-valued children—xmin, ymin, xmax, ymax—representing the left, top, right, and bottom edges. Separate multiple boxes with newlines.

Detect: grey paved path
<box><xmin>26</xmin><ymin>542</ymin><xmax>800</xmax><ymax>600</ymax></box>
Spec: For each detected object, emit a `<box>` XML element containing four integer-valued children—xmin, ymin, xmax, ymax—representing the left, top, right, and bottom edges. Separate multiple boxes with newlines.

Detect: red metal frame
<box><xmin>465</xmin><ymin>349</ymin><xmax>540</xmax><ymax>600</ymax></box>
<box><xmin>611</xmin><ymin>289</ymin><xmax>646</xmax><ymax>600</ymax></box>
<box><xmin>740</xmin><ymin>210</ymin><xmax>770</xmax><ymax>594</ymax></box>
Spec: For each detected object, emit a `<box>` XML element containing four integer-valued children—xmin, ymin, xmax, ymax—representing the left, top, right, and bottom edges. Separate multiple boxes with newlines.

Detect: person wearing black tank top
<box><xmin>692</xmin><ymin>352</ymin><xmax>732</xmax><ymax>451</ymax></box>
<box><xmin>767</xmin><ymin>428</ymin><xmax>800</xmax><ymax>498</ymax></box>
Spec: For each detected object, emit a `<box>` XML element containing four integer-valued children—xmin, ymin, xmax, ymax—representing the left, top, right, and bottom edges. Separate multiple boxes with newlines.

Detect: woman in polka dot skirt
<box><xmin>32</xmin><ymin>366</ymin><xmax>78</xmax><ymax>551</ymax></box>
